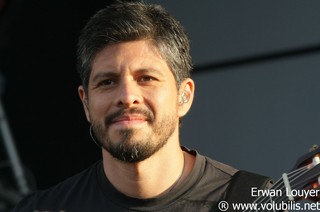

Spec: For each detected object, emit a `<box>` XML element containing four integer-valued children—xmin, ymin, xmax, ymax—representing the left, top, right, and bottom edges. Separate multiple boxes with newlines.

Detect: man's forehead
<box><xmin>91</xmin><ymin>40</ymin><xmax>169</xmax><ymax>72</ymax></box>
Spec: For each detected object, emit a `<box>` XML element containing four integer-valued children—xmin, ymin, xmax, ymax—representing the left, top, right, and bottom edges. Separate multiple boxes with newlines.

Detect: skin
<box><xmin>78</xmin><ymin>40</ymin><xmax>195</xmax><ymax>198</ymax></box>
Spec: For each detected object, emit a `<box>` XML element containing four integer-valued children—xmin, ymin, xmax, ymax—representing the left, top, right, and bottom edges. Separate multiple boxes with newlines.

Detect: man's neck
<box><xmin>102</xmin><ymin>141</ymin><xmax>195</xmax><ymax>199</ymax></box>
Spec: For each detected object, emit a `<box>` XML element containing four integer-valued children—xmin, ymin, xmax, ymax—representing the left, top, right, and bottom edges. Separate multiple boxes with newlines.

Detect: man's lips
<box><xmin>112</xmin><ymin>114</ymin><xmax>148</xmax><ymax>125</ymax></box>
<box><xmin>105</xmin><ymin>108</ymin><xmax>154</xmax><ymax>126</ymax></box>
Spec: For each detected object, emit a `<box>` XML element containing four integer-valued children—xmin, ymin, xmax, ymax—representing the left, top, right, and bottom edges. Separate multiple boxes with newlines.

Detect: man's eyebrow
<box><xmin>91</xmin><ymin>72</ymin><xmax>118</xmax><ymax>82</ymax></box>
<box><xmin>91</xmin><ymin>67</ymin><xmax>166</xmax><ymax>82</ymax></box>
<box><xmin>136</xmin><ymin>68</ymin><xmax>165</xmax><ymax>77</ymax></box>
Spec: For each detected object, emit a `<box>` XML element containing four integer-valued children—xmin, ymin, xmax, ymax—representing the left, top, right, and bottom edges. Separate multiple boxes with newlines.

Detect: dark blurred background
<box><xmin>1</xmin><ymin>0</ymin><xmax>320</xmax><ymax>211</ymax></box>
<box><xmin>0</xmin><ymin>0</ymin><xmax>114</xmax><ymax>210</ymax></box>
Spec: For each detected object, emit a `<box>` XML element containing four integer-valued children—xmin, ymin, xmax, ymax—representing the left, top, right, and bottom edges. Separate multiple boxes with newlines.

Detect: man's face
<box><xmin>80</xmin><ymin>40</ymin><xmax>183</xmax><ymax>162</ymax></box>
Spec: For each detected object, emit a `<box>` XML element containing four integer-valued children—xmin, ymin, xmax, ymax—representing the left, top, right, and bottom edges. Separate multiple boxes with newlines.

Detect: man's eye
<box><xmin>139</xmin><ymin>76</ymin><xmax>155</xmax><ymax>82</ymax></box>
<box><xmin>99</xmin><ymin>79</ymin><xmax>116</xmax><ymax>86</ymax></box>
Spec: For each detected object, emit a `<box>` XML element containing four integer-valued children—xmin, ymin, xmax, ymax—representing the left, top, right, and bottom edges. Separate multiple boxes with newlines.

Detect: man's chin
<box><xmin>106</xmin><ymin>145</ymin><xmax>155</xmax><ymax>163</ymax></box>
<box><xmin>103</xmin><ymin>138</ymin><xmax>166</xmax><ymax>163</ymax></box>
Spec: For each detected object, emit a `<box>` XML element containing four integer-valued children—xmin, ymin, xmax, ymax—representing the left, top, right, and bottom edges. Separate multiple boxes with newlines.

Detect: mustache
<box><xmin>105</xmin><ymin>107</ymin><xmax>154</xmax><ymax>125</ymax></box>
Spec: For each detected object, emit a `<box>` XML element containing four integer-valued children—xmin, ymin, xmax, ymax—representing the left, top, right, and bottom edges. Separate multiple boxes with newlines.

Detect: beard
<box><xmin>91</xmin><ymin>107</ymin><xmax>177</xmax><ymax>163</ymax></box>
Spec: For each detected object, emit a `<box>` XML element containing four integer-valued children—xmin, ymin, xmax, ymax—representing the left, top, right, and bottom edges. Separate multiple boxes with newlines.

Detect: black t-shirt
<box><xmin>12</xmin><ymin>149</ymin><xmax>238</xmax><ymax>211</ymax></box>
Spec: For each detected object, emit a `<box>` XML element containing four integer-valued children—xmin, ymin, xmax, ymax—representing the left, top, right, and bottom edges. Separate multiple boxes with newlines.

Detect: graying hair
<box><xmin>77</xmin><ymin>1</ymin><xmax>192</xmax><ymax>92</ymax></box>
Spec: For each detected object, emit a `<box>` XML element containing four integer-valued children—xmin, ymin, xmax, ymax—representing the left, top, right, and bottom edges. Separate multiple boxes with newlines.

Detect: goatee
<box><xmin>91</xmin><ymin>107</ymin><xmax>177</xmax><ymax>163</ymax></box>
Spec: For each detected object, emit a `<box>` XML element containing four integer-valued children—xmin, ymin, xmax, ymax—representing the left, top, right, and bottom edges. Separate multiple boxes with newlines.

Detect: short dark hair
<box><xmin>77</xmin><ymin>1</ymin><xmax>192</xmax><ymax>92</ymax></box>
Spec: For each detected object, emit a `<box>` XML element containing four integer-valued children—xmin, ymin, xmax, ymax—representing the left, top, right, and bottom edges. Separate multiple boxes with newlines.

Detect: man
<box><xmin>12</xmin><ymin>1</ymin><xmax>271</xmax><ymax>211</ymax></box>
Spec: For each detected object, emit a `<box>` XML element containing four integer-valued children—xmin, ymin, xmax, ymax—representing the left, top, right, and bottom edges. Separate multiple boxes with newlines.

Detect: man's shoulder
<box><xmin>200</xmin><ymin>153</ymin><xmax>272</xmax><ymax>189</ymax></box>
<box><xmin>182</xmin><ymin>147</ymin><xmax>238</xmax><ymax>186</ymax></box>
<box><xmin>203</xmin><ymin>155</ymin><xmax>238</xmax><ymax>177</ymax></box>
<box><xmin>12</xmin><ymin>161</ymin><xmax>102</xmax><ymax>211</ymax></box>
<box><xmin>37</xmin><ymin>161</ymin><xmax>100</xmax><ymax>195</ymax></box>
<box><xmin>192</xmin><ymin>151</ymin><xmax>273</xmax><ymax>206</ymax></box>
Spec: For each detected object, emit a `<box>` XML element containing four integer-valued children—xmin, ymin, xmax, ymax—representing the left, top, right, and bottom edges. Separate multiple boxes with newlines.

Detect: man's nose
<box><xmin>116</xmin><ymin>79</ymin><xmax>142</xmax><ymax>108</ymax></box>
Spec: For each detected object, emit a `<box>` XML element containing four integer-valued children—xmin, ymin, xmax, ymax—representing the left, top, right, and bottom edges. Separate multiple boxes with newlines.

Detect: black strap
<box><xmin>225</xmin><ymin>170</ymin><xmax>273</xmax><ymax>211</ymax></box>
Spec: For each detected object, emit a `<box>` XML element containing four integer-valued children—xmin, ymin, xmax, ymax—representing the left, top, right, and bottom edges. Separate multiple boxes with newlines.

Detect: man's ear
<box><xmin>78</xmin><ymin>85</ymin><xmax>91</xmax><ymax>123</ymax></box>
<box><xmin>178</xmin><ymin>78</ymin><xmax>195</xmax><ymax>118</ymax></box>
